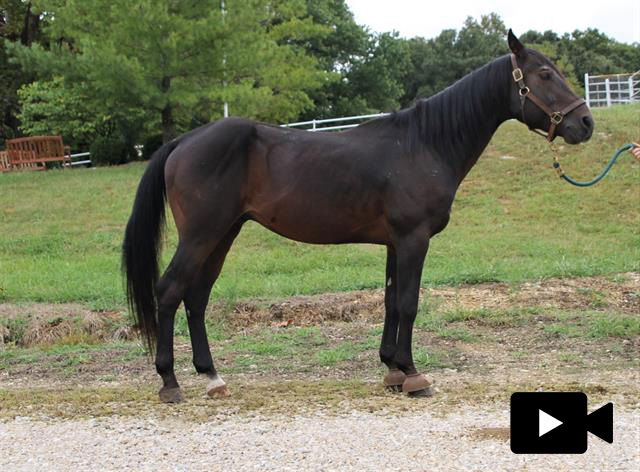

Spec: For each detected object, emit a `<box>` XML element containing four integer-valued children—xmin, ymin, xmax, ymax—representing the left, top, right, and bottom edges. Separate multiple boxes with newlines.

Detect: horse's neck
<box><xmin>421</xmin><ymin>55</ymin><xmax>513</xmax><ymax>183</ymax></box>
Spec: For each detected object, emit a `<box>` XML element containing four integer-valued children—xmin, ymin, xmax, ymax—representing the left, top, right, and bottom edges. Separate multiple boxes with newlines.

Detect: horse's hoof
<box><xmin>159</xmin><ymin>386</ymin><xmax>184</xmax><ymax>403</ymax></box>
<box><xmin>206</xmin><ymin>375</ymin><xmax>231</xmax><ymax>398</ymax></box>
<box><xmin>383</xmin><ymin>368</ymin><xmax>407</xmax><ymax>393</ymax></box>
<box><xmin>407</xmin><ymin>386</ymin><xmax>435</xmax><ymax>398</ymax></box>
<box><xmin>402</xmin><ymin>373</ymin><xmax>435</xmax><ymax>396</ymax></box>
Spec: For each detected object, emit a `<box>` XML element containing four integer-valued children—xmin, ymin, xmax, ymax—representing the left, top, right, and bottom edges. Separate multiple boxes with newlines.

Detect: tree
<box><xmin>9</xmin><ymin>0</ymin><xmax>329</xmax><ymax>143</ymax></box>
<box><xmin>399</xmin><ymin>14</ymin><xmax>509</xmax><ymax>106</ymax></box>
<box><xmin>211</xmin><ymin>0</ymin><xmax>329</xmax><ymax>124</ymax></box>
<box><xmin>17</xmin><ymin>76</ymin><xmax>148</xmax><ymax>150</ymax></box>
<box><xmin>519</xmin><ymin>27</ymin><xmax>640</xmax><ymax>94</ymax></box>
<box><xmin>283</xmin><ymin>0</ymin><xmax>368</xmax><ymax>119</ymax></box>
<box><xmin>401</xmin><ymin>30</ymin><xmax>458</xmax><ymax>105</ymax></box>
<box><xmin>520</xmin><ymin>30</ymin><xmax>559</xmax><ymax>45</ymax></box>
<box><xmin>338</xmin><ymin>32</ymin><xmax>411</xmax><ymax>115</ymax></box>
<box><xmin>456</xmin><ymin>14</ymin><xmax>507</xmax><ymax>68</ymax></box>
<box><xmin>558</xmin><ymin>29</ymin><xmax>640</xmax><ymax>81</ymax></box>
<box><xmin>290</xmin><ymin>1</ymin><xmax>411</xmax><ymax>118</ymax></box>
<box><xmin>0</xmin><ymin>0</ymin><xmax>46</xmax><ymax>145</ymax></box>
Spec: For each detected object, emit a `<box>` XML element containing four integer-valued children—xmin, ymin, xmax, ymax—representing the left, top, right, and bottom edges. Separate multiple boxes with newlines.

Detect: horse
<box><xmin>123</xmin><ymin>30</ymin><xmax>594</xmax><ymax>403</ymax></box>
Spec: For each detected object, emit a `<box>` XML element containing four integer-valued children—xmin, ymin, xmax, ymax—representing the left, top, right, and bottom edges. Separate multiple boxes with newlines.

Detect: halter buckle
<box><xmin>550</xmin><ymin>112</ymin><xmax>564</xmax><ymax>125</ymax></box>
<box><xmin>512</xmin><ymin>68</ymin><xmax>524</xmax><ymax>82</ymax></box>
<box><xmin>519</xmin><ymin>86</ymin><xmax>530</xmax><ymax>97</ymax></box>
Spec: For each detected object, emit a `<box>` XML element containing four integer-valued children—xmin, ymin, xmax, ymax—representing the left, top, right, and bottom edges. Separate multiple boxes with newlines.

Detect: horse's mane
<box><xmin>360</xmin><ymin>54</ymin><xmax>512</xmax><ymax>157</ymax></box>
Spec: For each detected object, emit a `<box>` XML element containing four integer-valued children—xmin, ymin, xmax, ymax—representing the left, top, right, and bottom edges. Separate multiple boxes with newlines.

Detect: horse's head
<box><xmin>507</xmin><ymin>30</ymin><xmax>594</xmax><ymax>144</ymax></box>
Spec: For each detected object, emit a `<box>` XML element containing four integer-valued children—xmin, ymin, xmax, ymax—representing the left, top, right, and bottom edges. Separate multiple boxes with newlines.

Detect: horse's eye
<box><xmin>540</xmin><ymin>69</ymin><xmax>552</xmax><ymax>80</ymax></box>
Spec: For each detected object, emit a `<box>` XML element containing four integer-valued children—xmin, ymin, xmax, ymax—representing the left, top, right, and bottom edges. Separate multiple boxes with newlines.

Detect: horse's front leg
<box><xmin>380</xmin><ymin>246</ymin><xmax>407</xmax><ymax>391</ymax></box>
<box><xmin>392</xmin><ymin>233</ymin><xmax>434</xmax><ymax>397</ymax></box>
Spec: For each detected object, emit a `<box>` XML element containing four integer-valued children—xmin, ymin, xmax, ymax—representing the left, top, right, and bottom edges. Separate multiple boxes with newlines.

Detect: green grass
<box><xmin>415</xmin><ymin>304</ymin><xmax>543</xmax><ymax>332</ymax></box>
<box><xmin>315</xmin><ymin>345</ymin><xmax>357</xmax><ymax>366</ymax></box>
<box><xmin>416</xmin><ymin>302</ymin><xmax>639</xmax><ymax>341</ymax></box>
<box><xmin>435</xmin><ymin>327</ymin><xmax>476</xmax><ymax>342</ymax></box>
<box><xmin>413</xmin><ymin>347</ymin><xmax>451</xmax><ymax>369</ymax></box>
<box><xmin>543</xmin><ymin>311</ymin><xmax>639</xmax><ymax>339</ymax></box>
<box><xmin>0</xmin><ymin>341</ymin><xmax>142</xmax><ymax>371</ymax></box>
<box><xmin>1</xmin><ymin>105</ymin><xmax>638</xmax><ymax>308</ymax></box>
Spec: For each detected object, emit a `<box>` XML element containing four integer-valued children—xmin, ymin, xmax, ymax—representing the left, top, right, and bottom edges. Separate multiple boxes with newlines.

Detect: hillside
<box><xmin>0</xmin><ymin>104</ymin><xmax>638</xmax><ymax>307</ymax></box>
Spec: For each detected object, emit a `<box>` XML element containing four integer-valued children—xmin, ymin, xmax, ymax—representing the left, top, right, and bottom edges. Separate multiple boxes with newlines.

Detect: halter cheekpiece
<box><xmin>510</xmin><ymin>54</ymin><xmax>585</xmax><ymax>142</ymax></box>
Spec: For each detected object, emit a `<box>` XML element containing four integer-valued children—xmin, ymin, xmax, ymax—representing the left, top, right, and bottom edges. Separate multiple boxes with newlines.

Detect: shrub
<box><xmin>90</xmin><ymin>134</ymin><xmax>135</xmax><ymax>166</ymax></box>
<box><xmin>141</xmin><ymin>134</ymin><xmax>164</xmax><ymax>161</ymax></box>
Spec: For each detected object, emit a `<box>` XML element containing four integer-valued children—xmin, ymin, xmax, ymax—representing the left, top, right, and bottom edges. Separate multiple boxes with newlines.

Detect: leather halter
<box><xmin>510</xmin><ymin>54</ymin><xmax>585</xmax><ymax>142</ymax></box>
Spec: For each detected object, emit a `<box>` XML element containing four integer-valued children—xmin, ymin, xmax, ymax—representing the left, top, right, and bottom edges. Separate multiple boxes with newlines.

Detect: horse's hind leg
<box><xmin>155</xmin><ymin>240</ymin><xmax>215</xmax><ymax>403</ymax></box>
<box><xmin>183</xmin><ymin>222</ymin><xmax>243</xmax><ymax>398</ymax></box>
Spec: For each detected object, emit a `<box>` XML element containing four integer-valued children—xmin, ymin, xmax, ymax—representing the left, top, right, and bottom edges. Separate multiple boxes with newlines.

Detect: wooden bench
<box><xmin>5</xmin><ymin>136</ymin><xmax>72</xmax><ymax>171</ymax></box>
<box><xmin>0</xmin><ymin>151</ymin><xmax>10</xmax><ymax>172</ymax></box>
<box><xmin>1</xmin><ymin>149</ymin><xmax>41</xmax><ymax>172</ymax></box>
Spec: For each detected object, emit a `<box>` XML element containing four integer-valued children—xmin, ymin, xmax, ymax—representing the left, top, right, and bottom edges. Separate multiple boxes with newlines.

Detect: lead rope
<box><xmin>551</xmin><ymin>143</ymin><xmax>639</xmax><ymax>187</ymax></box>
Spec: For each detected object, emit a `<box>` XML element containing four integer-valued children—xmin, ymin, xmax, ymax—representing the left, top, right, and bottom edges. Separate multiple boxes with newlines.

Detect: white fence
<box><xmin>585</xmin><ymin>71</ymin><xmax>640</xmax><ymax>107</ymax></box>
<box><xmin>281</xmin><ymin>113</ymin><xmax>389</xmax><ymax>132</ymax></box>
<box><xmin>65</xmin><ymin>151</ymin><xmax>92</xmax><ymax>167</ymax></box>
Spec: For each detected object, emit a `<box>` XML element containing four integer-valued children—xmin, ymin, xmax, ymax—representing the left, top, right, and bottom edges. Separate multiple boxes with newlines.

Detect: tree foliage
<box><xmin>1</xmin><ymin>4</ymin><xmax>637</xmax><ymax>154</ymax></box>
<box><xmin>0</xmin><ymin>0</ymin><xmax>46</xmax><ymax>145</ymax></box>
<box><xmin>519</xmin><ymin>28</ymin><xmax>640</xmax><ymax>91</ymax></box>
<box><xmin>9</xmin><ymin>0</ymin><xmax>329</xmax><ymax>143</ymax></box>
<box><xmin>400</xmin><ymin>14</ymin><xmax>508</xmax><ymax>106</ymax></box>
<box><xmin>398</xmin><ymin>15</ymin><xmax>638</xmax><ymax>107</ymax></box>
<box><xmin>17</xmin><ymin>76</ymin><xmax>147</xmax><ymax>149</ymax></box>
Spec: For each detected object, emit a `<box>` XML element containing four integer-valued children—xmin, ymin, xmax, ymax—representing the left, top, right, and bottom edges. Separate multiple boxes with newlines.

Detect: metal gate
<box><xmin>584</xmin><ymin>71</ymin><xmax>640</xmax><ymax>107</ymax></box>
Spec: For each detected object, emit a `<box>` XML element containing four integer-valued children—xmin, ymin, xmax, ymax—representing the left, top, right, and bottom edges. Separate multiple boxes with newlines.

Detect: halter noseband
<box><xmin>510</xmin><ymin>54</ymin><xmax>585</xmax><ymax>142</ymax></box>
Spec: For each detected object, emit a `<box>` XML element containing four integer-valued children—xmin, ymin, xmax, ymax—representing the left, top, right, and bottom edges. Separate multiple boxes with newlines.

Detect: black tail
<box><xmin>122</xmin><ymin>140</ymin><xmax>179</xmax><ymax>352</ymax></box>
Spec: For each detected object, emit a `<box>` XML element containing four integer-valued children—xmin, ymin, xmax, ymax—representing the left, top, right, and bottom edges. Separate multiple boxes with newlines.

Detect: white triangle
<box><xmin>539</xmin><ymin>409</ymin><xmax>563</xmax><ymax>437</ymax></box>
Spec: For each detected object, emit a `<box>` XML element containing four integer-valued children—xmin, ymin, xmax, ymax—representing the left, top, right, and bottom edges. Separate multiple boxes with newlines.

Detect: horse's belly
<box><xmin>248</xmin><ymin>200</ymin><xmax>389</xmax><ymax>245</ymax></box>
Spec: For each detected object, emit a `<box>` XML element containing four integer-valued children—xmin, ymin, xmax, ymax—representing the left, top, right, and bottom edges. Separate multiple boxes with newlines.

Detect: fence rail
<box><xmin>585</xmin><ymin>71</ymin><xmax>639</xmax><ymax>107</ymax></box>
<box><xmin>282</xmin><ymin>112</ymin><xmax>389</xmax><ymax>132</ymax></box>
<box><xmin>65</xmin><ymin>152</ymin><xmax>92</xmax><ymax>167</ymax></box>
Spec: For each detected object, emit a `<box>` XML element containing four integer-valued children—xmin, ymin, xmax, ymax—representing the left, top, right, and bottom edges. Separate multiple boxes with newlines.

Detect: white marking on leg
<box><xmin>387</xmin><ymin>277</ymin><xmax>393</xmax><ymax>287</ymax></box>
<box><xmin>207</xmin><ymin>374</ymin><xmax>226</xmax><ymax>392</ymax></box>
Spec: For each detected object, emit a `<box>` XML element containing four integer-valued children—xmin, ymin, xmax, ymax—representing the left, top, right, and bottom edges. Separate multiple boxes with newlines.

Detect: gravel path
<box><xmin>1</xmin><ymin>406</ymin><xmax>638</xmax><ymax>471</ymax></box>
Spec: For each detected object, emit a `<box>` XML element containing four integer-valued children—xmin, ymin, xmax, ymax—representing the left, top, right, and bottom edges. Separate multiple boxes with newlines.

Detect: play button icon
<box><xmin>539</xmin><ymin>409</ymin><xmax>563</xmax><ymax>437</ymax></box>
<box><xmin>511</xmin><ymin>392</ymin><xmax>613</xmax><ymax>453</ymax></box>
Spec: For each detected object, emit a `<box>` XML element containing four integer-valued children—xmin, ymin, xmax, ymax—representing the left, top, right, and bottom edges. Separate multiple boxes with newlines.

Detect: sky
<box><xmin>346</xmin><ymin>0</ymin><xmax>640</xmax><ymax>45</ymax></box>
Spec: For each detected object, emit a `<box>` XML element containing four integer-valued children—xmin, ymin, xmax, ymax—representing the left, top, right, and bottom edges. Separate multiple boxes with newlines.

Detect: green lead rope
<box><xmin>553</xmin><ymin>143</ymin><xmax>638</xmax><ymax>187</ymax></box>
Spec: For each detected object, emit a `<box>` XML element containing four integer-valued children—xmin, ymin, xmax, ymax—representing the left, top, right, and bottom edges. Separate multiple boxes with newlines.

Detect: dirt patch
<box><xmin>429</xmin><ymin>272</ymin><xmax>640</xmax><ymax>313</ymax></box>
<box><xmin>2</xmin><ymin>273</ymin><xmax>637</xmax><ymax>342</ymax></box>
<box><xmin>232</xmin><ymin>290</ymin><xmax>385</xmax><ymax>326</ymax></box>
<box><xmin>227</xmin><ymin>272</ymin><xmax>639</xmax><ymax>327</ymax></box>
<box><xmin>0</xmin><ymin>304</ymin><xmax>132</xmax><ymax>347</ymax></box>
<box><xmin>469</xmin><ymin>427</ymin><xmax>510</xmax><ymax>442</ymax></box>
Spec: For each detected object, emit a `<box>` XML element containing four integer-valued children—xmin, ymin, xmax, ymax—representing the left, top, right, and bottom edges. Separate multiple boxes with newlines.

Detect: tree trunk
<box><xmin>161</xmin><ymin>76</ymin><xmax>176</xmax><ymax>143</ymax></box>
<box><xmin>161</xmin><ymin>104</ymin><xmax>176</xmax><ymax>144</ymax></box>
<box><xmin>20</xmin><ymin>2</ymin><xmax>40</xmax><ymax>46</ymax></box>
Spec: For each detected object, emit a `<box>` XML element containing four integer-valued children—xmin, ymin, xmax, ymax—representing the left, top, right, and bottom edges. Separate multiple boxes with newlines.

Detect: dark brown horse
<box><xmin>123</xmin><ymin>31</ymin><xmax>593</xmax><ymax>403</ymax></box>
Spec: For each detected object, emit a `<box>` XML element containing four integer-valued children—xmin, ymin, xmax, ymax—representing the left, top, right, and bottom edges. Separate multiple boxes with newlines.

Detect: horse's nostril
<box><xmin>582</xmin><ymin>115</ymin><xmax>593</xmax><ymax>130</ymax></box>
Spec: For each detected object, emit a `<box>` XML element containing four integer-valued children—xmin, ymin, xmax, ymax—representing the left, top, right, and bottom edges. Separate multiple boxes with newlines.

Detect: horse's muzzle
<box><xmin>562</xmin><ymin>109</ymin><xmax>594</xmax><ymax>144</ymax></box>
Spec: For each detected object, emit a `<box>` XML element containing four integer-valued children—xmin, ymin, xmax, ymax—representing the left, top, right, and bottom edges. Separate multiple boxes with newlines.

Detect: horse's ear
<box><xmin>508</xmin><ymin>29</ymin><xmax>525</xmax><ymax>57</ymax></box>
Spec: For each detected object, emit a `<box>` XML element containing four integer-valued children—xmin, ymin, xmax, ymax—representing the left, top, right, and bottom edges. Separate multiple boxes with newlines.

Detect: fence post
<box><xmin>605</xmin><ymin>78</ymin><xmax>611</xmax><ymax>107</ymax></box>
<box><xmin>312</xmin><ymin>119</ymin><xmax>316</xmax><ymax>131</ymax></box>
<box><xmin>629</xmin><ymin>76</ymin><xmax>635</xmax><ymax>103</ymax></box>
<box><xmin>584</xmin><ymin>73</ymin><xmax>590</xmax><ymax>107</ymax></box>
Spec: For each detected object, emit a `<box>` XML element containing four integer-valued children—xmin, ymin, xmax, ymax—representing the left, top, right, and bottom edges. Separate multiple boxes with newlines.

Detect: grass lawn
<box><xmin>0</xmin><ymin>105</ymin><xmax>638</xmax><ymax>308</ymax></box>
